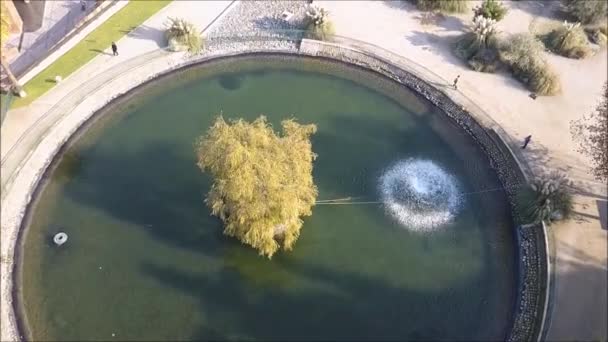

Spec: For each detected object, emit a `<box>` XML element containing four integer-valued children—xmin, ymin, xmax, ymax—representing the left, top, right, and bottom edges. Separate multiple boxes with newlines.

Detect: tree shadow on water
<box><xmin>140</xmin><ymin>256</ymin><xmax>498</xmax><ymax>341</ymax></box>
<box><xmin>62</xmin><ymin>142</ymin><xmax>229</xmax><ymax>256</ymax></box>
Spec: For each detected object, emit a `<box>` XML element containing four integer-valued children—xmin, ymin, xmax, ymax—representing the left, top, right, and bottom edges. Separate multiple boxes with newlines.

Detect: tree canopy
<box><xmin>0</xmin><ymin>6</ymin><xmax>9</xmax><ymax>45</ymax></box>
<box><xmin>571</xmin><ymin>83</ymin><xmax>608</xmax><ymax>181</ymax></box>
<box><xmin>196</xmin><ymin>116</ymin><xmax>318</xmax><ymax>258</ymax></box>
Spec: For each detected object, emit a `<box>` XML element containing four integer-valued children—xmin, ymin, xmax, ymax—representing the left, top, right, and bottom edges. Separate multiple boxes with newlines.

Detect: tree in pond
<box><xmin>196</xmin><ymin>116</ymin><xmax>318</xmax><ymax>258</ymax></box>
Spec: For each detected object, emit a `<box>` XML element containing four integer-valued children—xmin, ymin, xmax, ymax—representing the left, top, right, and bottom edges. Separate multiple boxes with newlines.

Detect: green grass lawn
<box><xmin>11</xmin><ymin>0</ymin><xmax>172</xmax><ymax>108</ymax></box>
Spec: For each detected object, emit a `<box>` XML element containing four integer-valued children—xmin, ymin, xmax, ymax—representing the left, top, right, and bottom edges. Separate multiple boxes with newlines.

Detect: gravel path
<box><xmin>204</xmin><ymin>0</ymin><xmax>311</xmax><ymax>54</ymax></box>
<box><xmin>207</xmin><ymin>0</ymin><xmax>310</xmax><ymax>36</ymax></box>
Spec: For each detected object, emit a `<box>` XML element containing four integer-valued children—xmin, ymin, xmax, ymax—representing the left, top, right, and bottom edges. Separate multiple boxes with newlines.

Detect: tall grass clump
<box><xmin>545</xmin><ymin>21</ymin><xmax>592</xmax><ymax>58</ymax></box>
<box><xmin>473</xmin><ymin>0</ymin><xmax>508</xmax><ymax>21</ymax></box>
<box><xmin>305</xmin><ymin>5</ymin><xmax>335</xmax><ymax>41</ymax></box>
<box><xmin>165</xmin><ymin>17</ymin><xmax>202</xmax><ymax>53</ymax></box>
<box><xmin>516</xmin><ymin>172</ymin><xmax>573</xmax><ymax>224</ymax></box>
<box><xmin>499</xmin><ymin>33</ymin><xmax>561</xmax><ymax>95</ymax></box>
<box><xmin>563</xmin><ymin>0</ymin><xmax>608</xmax><ymax>25</ymax></box>
<box><xmin>455</xmin><ymin>15</ymin><xmax>500</xmax><ymax>72</ymax></box>
<box><xmin>415</xmin><ymin>0</ymin><xmax>468</xmax><ymax>14</ymax></box>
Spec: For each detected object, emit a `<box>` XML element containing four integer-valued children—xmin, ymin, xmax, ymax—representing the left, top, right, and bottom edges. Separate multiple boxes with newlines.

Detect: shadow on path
<box><xmin>125</xmin><ymin>25</ymin><xmax>167</xmax><ymax>48</ymax></box>
<box><xmin>546</xmin><ymin>241</ymin><xmax>607</xmax><ymax>341</ymax></box>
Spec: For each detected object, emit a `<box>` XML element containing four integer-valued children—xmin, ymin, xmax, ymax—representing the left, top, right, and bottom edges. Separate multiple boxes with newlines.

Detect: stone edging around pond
<box><xmin>0</xmin><ymin>37</ymin><xmax>547</xmax><ymax>342</ymax></box>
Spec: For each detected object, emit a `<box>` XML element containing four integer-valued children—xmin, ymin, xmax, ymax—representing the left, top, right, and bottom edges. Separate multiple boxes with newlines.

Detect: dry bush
<box><xmin>571</xmin><ymin>83</ymin><xmax>608</xmax><ymax>181</ymax></box>
<box><xmin>563</xmin><ymin>0</ymin><xmax>608</xmax><ymax>25</ymax></box>
<box><xmin>305</xmin><ymin>5</ymin><xmax>335</xmax><ymax>41</ymax></box>
<box><xmin>499</xmin><ymin>33</ymin><xmax>561</xmax><ymax>95</ymax></box>
<box><xmin>546</xmin><ymin>23</ymin><xmax>592</xmax><ymax>58</ymax></box>
<box><xmin>164</xmin><ymin>17</ymin><xmax>202</xmax><ymax>53</ymax></box>
<box><xmin>516</xmin><ymin>172</ymin><xmax>573</xmax><ymax>224</ymax></box>
<box><xmin>473</xmin><ymin>0</ymin><xmax>508</xmax><ymax>21</ymax></box>
<box><xmin>454</xmin><ymin>16</ymin><xmax>500</xmax><ymax>72</ymax></box>
<box><xmin>586</xmin><ymin>26</ymin><xmax>608</xmax><ymax>46</ymax></box>
<box><xmin>415</xmin><ymin>0</ymin><xmax>468</xmax><ymax>13</ymax></box>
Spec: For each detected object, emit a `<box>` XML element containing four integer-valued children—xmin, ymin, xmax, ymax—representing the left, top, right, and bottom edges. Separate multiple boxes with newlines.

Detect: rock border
<box><xmin>1</xmin><ymin>36</ymin><xmax>546</xmax><ymax>342</ymax></box>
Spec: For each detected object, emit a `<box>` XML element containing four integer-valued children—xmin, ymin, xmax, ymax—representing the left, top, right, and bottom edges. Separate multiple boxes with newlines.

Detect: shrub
<box><xmin>563</xmin><ymin>0</ymin><xmax>608</xmax><ymax>25</ymax></box>
<box><xmin>455</xmin><ymin>16</ymin><xmax>500</xmax><ymax>72</ymax></box>
<box><xmin>455</xmin><ymin>32</ymin><xmax>483</xmax><ymax>59</ymax></box>
<box><xmin>516</xmin><ymin>172</ymin><xmax>573</xmax><ymax>224</ymax></box>
<box><xmin>545</xmin><ymin>22</ymin><xmax>591</xmax><ymax>59</ymax></box>
<box><xmin>415</xmin><ymin>0</ymin><xmax>468</xmax><ymax>14</ymax></box>
<box><xmin>305</xmin><ymin>5</ymin><xmax>335</xmax><ymax>41</ymax></box>
<box><xmin>468</xmin><ymin>47</ymin><xmax>500</xmax><ymax>72</ymax></box>
<box><xmin>164</xmin><ymin>17</ymin><xmax>202</xmax><ymax>53</ymax></box>
<box><xmin>473</xmin><ymin>0</ymin><xmax>508</xmax><ymax>21</ymax></box>
<box><xmin>571</xmin><ymin>83</ymin><xmax>608</xmax><ymax>181</ymax></box>
<box><xmin>499</xmin><ymin>33</ymin><xmax>561</xmax><ymax>95</ymax></box>
<box><xmin>586</xmin><ymin>26</ymin><xmax>608</xmax><ymax>46</ymax></box>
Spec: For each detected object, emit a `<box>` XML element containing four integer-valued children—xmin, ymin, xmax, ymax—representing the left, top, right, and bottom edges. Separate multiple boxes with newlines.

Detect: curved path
<box><xmin>1</xmin><ymin>1</ymin><xmax>606</xmax><ymax>341</ymax></box>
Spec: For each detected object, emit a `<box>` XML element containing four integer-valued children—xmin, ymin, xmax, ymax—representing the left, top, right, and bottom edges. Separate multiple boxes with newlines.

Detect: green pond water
<box><xmin>20</xmin><ymin>55</ymin><xmax>516</xmax><ymax>341</ymax></box>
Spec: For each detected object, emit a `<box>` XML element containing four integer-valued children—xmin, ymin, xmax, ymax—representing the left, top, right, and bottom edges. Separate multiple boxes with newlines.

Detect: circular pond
<box><xmin>19</xmin><ymin>55</ymin><xmax>516</xmax><ymax>341</ymax></box>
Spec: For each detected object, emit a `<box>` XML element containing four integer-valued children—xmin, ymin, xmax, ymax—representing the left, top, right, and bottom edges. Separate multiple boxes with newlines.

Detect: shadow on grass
<box><xmin>89</xmin><ymin>48</ymin><xmax>112</xmax><ymax>56</ymax></box>
<box><xmin>119</xmin><ymin>26</ymin><xmax>138</xmax><ymax>34</ymax></box>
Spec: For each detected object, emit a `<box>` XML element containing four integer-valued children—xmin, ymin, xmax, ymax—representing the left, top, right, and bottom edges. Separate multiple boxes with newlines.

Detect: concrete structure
<box><xmin>2</xmin><ymin>1</ymin><xmax>23</xmax><ymax>38</ymax></box>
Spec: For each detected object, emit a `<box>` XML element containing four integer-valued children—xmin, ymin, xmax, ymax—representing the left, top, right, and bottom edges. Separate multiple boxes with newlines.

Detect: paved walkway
<box><xmin>546</xmin><ymin>214</ymin><xmax>607</xmax><ymax>341</ymax></box>
<box><xmin>1</xmin><ymin>0</ymin><xmax>233</xmax><ymax>160</ymax></box>
<box><xmin>1</xmin><ymin>1</ymin><xmax>606</xmax><ymax>341</ymax></box>
<box><xmin>6</xmin><ymin>0</ymin><xmax>97</xmax><ymax>77</ymax></box>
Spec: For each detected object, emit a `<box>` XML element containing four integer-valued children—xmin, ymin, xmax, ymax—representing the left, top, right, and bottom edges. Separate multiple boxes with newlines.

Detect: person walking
<box><xmin>80</xmin><ymin>0</ymin><xmax>86</xmax><ymax>11</ymax></box>
<box><xmin>452</xmin><ymin>75</ymin><xmax>460</xmax><ymax>90</ymax></box>
<box><xmin>521</xmin><ymin>135</ymin><xmax>532</xmax><ymax>149</ymax></box>
<box><xmin>111</xmin><ymin>42</ymin><xmax>118</xmax><ymax>56</ymax></box>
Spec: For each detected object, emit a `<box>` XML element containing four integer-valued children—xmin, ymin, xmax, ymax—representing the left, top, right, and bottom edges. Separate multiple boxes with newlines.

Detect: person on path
<box><xmin>521</xmin><ymin>135</ymin><xmax>532</xmax><ymax>149</ymax></box>
<box><xmin>80</xmin><ymin>0</ymin><xmax>86</xmax><ymax>11</ymax></box>
<box><xmin>111</xmin><ymin>42</ymin><xmax>118</xmax><ymax>56</ymax></box>
<box><xmin>452</xmin><ymin>75</ymin><xmax>460</xmax><ymax>90</ymax></box>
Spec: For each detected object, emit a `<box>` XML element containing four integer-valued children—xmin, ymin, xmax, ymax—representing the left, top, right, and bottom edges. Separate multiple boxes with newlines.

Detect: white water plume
<box><xmin>379</xmin><ymin>159</ymin><xmax>463</xmax><ymax>231</ymax></box>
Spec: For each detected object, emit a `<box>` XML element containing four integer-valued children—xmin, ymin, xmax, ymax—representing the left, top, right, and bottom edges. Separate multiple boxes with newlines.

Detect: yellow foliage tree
<box><xmin>196</xmin><ymin>116</ymin><xmax>318</xmax><ymax>258</ymax></box>
<box><xmin>1</xmin><ymin>3</ymin><xmax>22</xmax><ymax>94</ymax></box>
<box><xmin>0</xmin><ymin>6</ymin><xmax>9</xmax><ymax>44</ymax></box>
